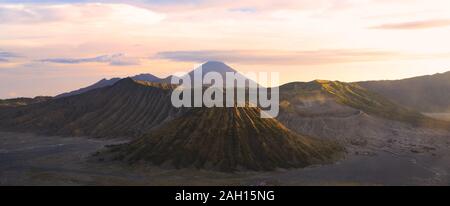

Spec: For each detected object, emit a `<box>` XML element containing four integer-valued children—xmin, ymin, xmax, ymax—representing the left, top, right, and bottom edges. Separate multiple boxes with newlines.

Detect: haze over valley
<box><xmin>1</xmin><ymin>62</ymin><xmax>450</xmax><ymax>185</ymax></box>
<box><xmin>1</xmin><ymin>0</ymin><xmax>450</xmax><ymax>186</ymax></box>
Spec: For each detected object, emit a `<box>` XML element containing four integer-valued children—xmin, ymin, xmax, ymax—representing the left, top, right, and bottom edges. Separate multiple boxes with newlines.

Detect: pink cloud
<box><xmin>371</xmin><ymin>19</ymin><xmax>450</xmax><ymax>29</ymax></box>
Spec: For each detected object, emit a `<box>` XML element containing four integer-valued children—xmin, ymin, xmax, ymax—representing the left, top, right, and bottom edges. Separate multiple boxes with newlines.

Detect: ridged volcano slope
<box><xmin>100</xmin><ymin>106</ymin><xmax>343</xmax><ymax>171</ymax></box>
<box><xmin>0</xmin><ymin>78</ymin><xmax>182</xmax><ymax>138</ymax></box>
<box><xmin>279</xmin><ymin>80</ymin><xmax>450</xmax><ymax>130</ymax></box>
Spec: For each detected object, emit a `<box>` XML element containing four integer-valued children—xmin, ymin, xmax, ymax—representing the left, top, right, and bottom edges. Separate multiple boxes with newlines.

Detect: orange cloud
<box><xmin>370</xmin><ymin>19</ymin><xmax>450</xmax><ymax>30</ymax></box>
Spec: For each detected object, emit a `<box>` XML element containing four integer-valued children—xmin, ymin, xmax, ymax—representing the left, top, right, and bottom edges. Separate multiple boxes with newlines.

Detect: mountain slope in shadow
<box><xmin>56</xmin><ymin>74</ymin><xmax>163</xmax><ymax>98</ymax></box>
<box><xmin>55</xmin><ymin>61</ymin><xmax>258</xmax><ymax>98</ymax></box>
<box><xmin>276</xmin><ymin>80</ymin><xmax>450</xmax><ymax>157</ymax></box>
<box><xmin>0</xmin><ymin>78</ymin><xmax>182</xmax><ymax>138</ymax></box>
<box><xmin>358</xmin><ymin>71</ymin><xmax>450</xmax><ymax>113</ymax></box>
<box><xmin>279</xmin><ymin>80</ymin><xmax>450</xmax><ymax>130</ymax></box>
<box><xmin>98</xmin><ymin>106</ymin><xmax>343</xmax><ymax>172</ymax></box>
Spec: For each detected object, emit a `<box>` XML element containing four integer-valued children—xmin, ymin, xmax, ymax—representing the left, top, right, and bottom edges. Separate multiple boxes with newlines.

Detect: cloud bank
<box><xmin>156</xmin><ymin>49</ymin><xmax>403</xmax><ymax>65</ymax></box>
<box><xmin>40</xmin><ymin>53</ymin><xmax>140</xmax><ymax>66</ymax></box>
<box><xmin>0</xmin><ymin>3</ymin><xmax>165</xmax><ymax>24</ymax></box>
<box><xmin>0</xmin><ymin>51</ymin><xmax>20</xmax><ymax>62</ymax></box>
<box><xmin>371</xmin><ymin>19</ymin><xmax>450</xmax><ymax>30</ymax></box>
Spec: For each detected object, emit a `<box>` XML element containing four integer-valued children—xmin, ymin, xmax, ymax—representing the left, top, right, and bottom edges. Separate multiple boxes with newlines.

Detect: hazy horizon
<box><xmin>2</xmin><ymin>64</ymin><xmax>449</xmax><ymax>99</ymax></box>
<box><xmin>1</xmin><ymin>0</ymin><xmax>450</xmax><ymax>98</ymax></box>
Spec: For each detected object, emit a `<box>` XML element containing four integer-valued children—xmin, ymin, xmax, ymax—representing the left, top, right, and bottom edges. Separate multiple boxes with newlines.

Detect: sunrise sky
<box><xmin>1</xmin><ymin>0</ymin><xmax>450</xmax><ymax>98</ymax></box>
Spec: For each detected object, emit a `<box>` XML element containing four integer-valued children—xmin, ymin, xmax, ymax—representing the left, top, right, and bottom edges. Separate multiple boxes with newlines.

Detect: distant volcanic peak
<box><xmin>55</xmin><ymin>61</ymin><xmax>247</xmax><ymax>98</ymax></box>
<box><xmin>181</xmin><ymin>61</ymin><xmax>260</xmax><ymax>88</ymax></box>
<box><xmin>188</xmin><ymin>61</ymin><xmax>238</xmax><ymax>77</ymax></box>
<box><xmin>204</xmin><ymin>60</ymin><xmax>227</xmax><ymax>65</ymax></box>
<box><xmin>131</xmin><ymin>73</ymin><xmax>162</xmax><ymax>82</ymax></box>
<box><xmin>102</xmin><ymin>106</ymin><xmax>343</xmax><ymax>172</ymax></box>
<box><xmin>201</xmin><ymin>61</ymin><xmax>237</xmax><ymax>73</ymax></box>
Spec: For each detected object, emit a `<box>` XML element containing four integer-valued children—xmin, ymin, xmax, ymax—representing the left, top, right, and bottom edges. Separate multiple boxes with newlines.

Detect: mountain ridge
<box><xmin>278</xmin><ymin>80</ymin><xmax>450</xmax><ymax>130</ymax></box>
<box><xmin>55</xmin><ymin>74</ymin><xmax>167</xmax><ymax>98</ymax></box>
<box><xmin>0</xmin><ymin>96</ymin><xmax>52</xmax><ymax>108</ymax></box>
<box><xmin>0</xmin><ymin>78</ymin><xmax>183</xmax><ymax>138</ymax></box>
<box><xmin>55</xmin><ymin>61</ymin><xmax>258</xmax><ymax>98</ymax></box>
<box><xmin>358</xmin><ymin>71</ymin><xmax>450</xmax><ymax>113</ymax></box>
